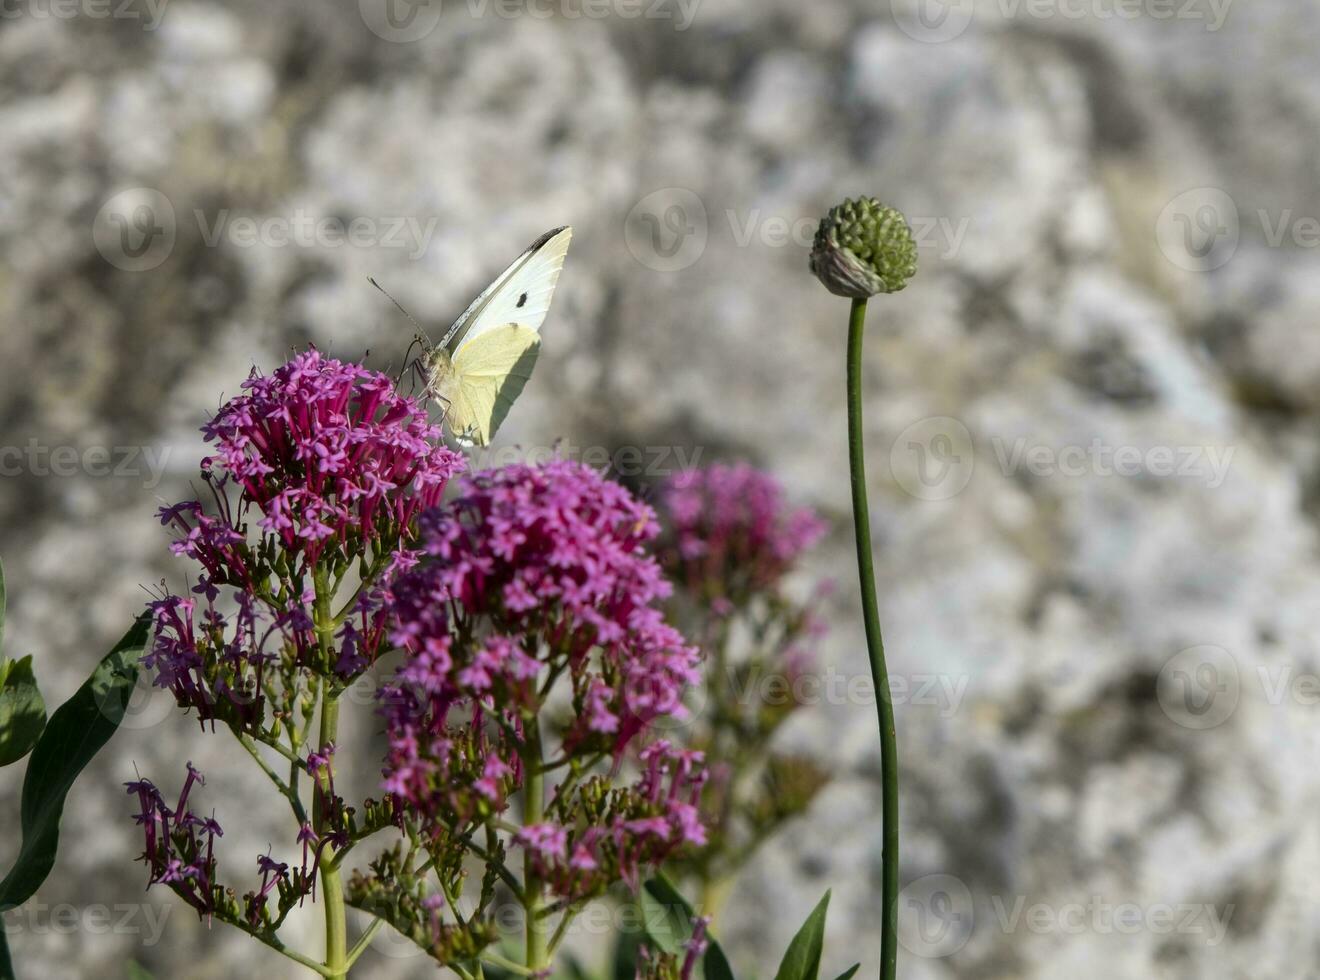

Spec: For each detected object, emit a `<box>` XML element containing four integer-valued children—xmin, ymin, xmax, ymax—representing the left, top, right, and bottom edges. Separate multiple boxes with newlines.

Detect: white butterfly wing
<box><xmin>446</xmin><ymin>325</ymin><xmax>543</xmax><ymax>448</ymax></box>
<box><xmin>443</xmin><ymin>226</ymin><xmax>572</xmax><ymax>354</ymax></box>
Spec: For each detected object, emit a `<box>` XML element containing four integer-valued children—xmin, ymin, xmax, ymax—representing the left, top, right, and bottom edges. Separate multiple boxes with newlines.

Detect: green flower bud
<box><xmin>809</xmin><ymin>197</ymin><xmax>918</xmax><ymax>298</ymax></box>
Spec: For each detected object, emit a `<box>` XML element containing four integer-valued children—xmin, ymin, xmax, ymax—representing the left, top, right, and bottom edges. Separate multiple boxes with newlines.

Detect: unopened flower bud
<box><xmin>810</xmin><ymin>197</ymin><xmax>917</xmax><ymax>298</ymax></box>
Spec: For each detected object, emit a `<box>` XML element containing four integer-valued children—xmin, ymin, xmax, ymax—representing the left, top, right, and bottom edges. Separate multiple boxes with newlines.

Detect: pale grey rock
<box><xmin>2</xmin><ymin>2</ymin><xmax>1319</xmax><ymax>978</ymax></box>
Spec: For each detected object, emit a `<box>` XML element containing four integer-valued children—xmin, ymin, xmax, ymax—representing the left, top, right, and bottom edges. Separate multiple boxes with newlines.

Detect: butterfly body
<box><xmin>380</xmin><ymin>226</ymin><xmax>572</xmax><ymax>448</ymax></box>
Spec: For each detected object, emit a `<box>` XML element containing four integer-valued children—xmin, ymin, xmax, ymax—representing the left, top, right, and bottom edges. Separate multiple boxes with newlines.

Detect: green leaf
<box><xmin>125</xmin><ymin>963</ymin><xmax>156</xmax><ymax>980</ymax></box>
<box><xmin>640</xmin><ymin>878</ymin><xmax>689</xmax><ymax>956</ymax></box>
<box><xmin>562</xmin><ymin>952</ymin><xmax>594</xmax><ymax>980</ymax></box>
<box><xmin>773</xmin><ymin>892</ymin><xmax>831</xmax><ymax>980</ymax></box>
<box><xmin>0</xmin><ymin>614</ymin><xmax>149</xmax><ymax>909</ymax></box>
<box><xmin>640</xmin><ymin>875</ymin><xmax>738</xmax><ymax>980</ymax></box>
<box><xmin>611</xmin><ymin>928</ymin><xmax>642</xmax><ymax>980</ymax></box>
<box><xmin>0</xmin><ymin>928</ymin><xmax>14</xmax><ymax>980</ymax></box>
<box><xmin>0</xmin><ymin>655</ymin><xmax>47</xmax><ymax>767</ymax></box>
<box><xmin>704</xmin><ymin>940</ymin><xmax>737</xmax><ymax>980</ymax></box>
<box><xmin>0</xmin><ymin>555</ymin><xmax>7</xmax><ymax>653</ymax></box>
<box><xmin>831</xmin><ymin>966</ymin><xmax>860</xmax><ymax>980</ymax></box>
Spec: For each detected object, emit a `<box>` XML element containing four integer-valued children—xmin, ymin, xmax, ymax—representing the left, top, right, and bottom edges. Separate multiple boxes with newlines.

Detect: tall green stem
<box><xmin>316</xmin><ymin>691</ymin><xmax>347</xmax><ymax>979</ymax></box>
<box><xmin>846</xmin><ymin>297</ymin><xmax>899</xmax><ymax>980</ymax></box>
<box><xmin>521</xmin><ymin>717</ymin><xmax>548</xmax><ymax>973</ymax></box>
<box><xmin>313</xmin><ymin>564</ymin><xmax>348</xmax><ymax>980</ymax></box>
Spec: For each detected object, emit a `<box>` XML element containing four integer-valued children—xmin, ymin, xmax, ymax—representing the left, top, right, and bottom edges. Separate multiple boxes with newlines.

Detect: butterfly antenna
<box><xmin>368</xmin><ymin>276</ymin><xmax>435</xmax><ymax>348</ymax></box>
<box><xmin>395</xmin><ymin>334</ymin><xmax>427</xmax><ymax>387</ymax></box>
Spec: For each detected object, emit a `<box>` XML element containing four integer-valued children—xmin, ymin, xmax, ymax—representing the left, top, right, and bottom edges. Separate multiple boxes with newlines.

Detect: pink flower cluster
<box><xmin>144</xmin><ymin>350</ymin><xmax>465</xmax><ymax>724</ymax></box>
<box><xmin>381</xmin><ymin>460</ymin><xmax>706</xmax><ymax>889</ymax></box>
<box><xmin>659</xmin><ymin>463</ymin><xmax>827</xmax><ymax>610</ymax></box>
<box><xmin>385</xmin><ymin>458</ymin><xmax>701</xmax><ymax>755</ymax></box>
<box><xmin>125</xmin><ymin>763</ymin><xmax>220</xmax><ymax>919</ymax></box>
<box><xmin>517</xmin><ymin>740</ymin><xmax>708</xmax><ymax>900</ymax></box>
<box><xmin>197</xmin><ymin>347</ymin><xmax>460</xmax><ymax>568</ymax></box>
<box><xmin>126</xmin><ymin>763</ymin><xmax>319</xmax><ymax>928</ymax></box>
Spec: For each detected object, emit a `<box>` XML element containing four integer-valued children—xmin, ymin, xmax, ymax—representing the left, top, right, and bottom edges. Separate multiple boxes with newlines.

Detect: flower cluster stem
<box><xmin>845</xmin><ymin>297</ymin><xmax>899</xmax><ymax>980</ymax></box>
<box><xmin>313</xmin><ymin>561</ymin><xmax>349</xmax><ymax>980</ymax></box>
<box><xmin>521</xmin><ymin>717</ymin><xmax>548</xmax><ymax>973</ymax></box>
<box><xmin>316</xmin><ymin>690</ymin><xmax>348</xmax><ymax>979</ymax></box>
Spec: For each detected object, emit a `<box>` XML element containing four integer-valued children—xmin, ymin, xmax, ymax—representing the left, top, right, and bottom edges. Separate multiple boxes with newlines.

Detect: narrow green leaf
<box><xmin>612</xmin><ymin>928</ymin><xmax>642</xmax><ymax>980</ymax></box>
<box><xmin>831</xmin><ymin>965</ymin><xmax>860</xmax><ymax>980</ymax></box>
<box><xmin>0</xmin><ymin>614</ymin><xmax>149</xmax><ymax>908</ymax></box>
<box><xmin>0</xmin><ymin>555</ymin><xmax>7</xmax><ymax>653</ymax></box>
<box><xmin>704</xmin><ymin>940</ymin><xmax>737</xmax><ymax>980</ymax></box>
<box><xmin>0</xmin><ymin>927</ymin><xmax>15</xmax><ymax>980</ymax></box>
<box><xmin>641</xmin><ymin>875</ymin><xmax>738</xmax><ymax>980</ymax></box>
<box><xmin>640</xmin><ymin>878</ymin><xmax>689</xmax><ymax>956</ymax></box>
<box><xmin>773</xmin><ymin>891</ymin><xmax>831</xmax><ymax>980</ymax></box>
<box><xmin>562</xmin><ymin>952</ymin><xmax>593</xmax><ymax>980</ymax></box>
<box><xmin>0</xmin><ymin>655</ymin><xmax>47</xmax><ymax>767</ymax></box>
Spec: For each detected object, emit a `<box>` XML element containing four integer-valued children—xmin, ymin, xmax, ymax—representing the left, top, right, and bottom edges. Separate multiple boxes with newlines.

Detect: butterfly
<box><xmin>373</xmin><ymin>225</ymin><xmax>572</xmax><ymax>448</ymax></box>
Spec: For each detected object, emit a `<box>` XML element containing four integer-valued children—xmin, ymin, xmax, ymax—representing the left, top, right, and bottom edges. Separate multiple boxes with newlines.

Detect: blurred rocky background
<box><xmin>2</xmin><ymin>0</ymin><xmax>1318</xmax><ymax>977</ymax></box>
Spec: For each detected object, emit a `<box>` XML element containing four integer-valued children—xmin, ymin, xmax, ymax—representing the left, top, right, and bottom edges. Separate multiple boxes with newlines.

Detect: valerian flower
<box><xmin>379</xmin><ymin>459</ymin><xmax>707</xmax><ymax>909</ymax></box>
<box><xmin>126</xmin><ymin>763</ymin><xmax>318</xmax><ymax>930</ymax></box>
<box><xmin>659</xmin><ymin>462</ymin><xmax>826</xmax><ymax>610</ymax></box>
<box><xmin>144</xmin><ymin>348</ymin><xmax>465</xmax><ymax>729</ymax></box>
<box><xmin>655</xmin><ymin>463</ymin><xmax>832</xmax><ymax>917</ymax></box>
<box><xmin>132</xmin><ymin>349</ymin><xmax>463</xmax><ymax>952</ymax></box>
<box><xmin>516</xmin><ymin>739</ymin><xmax>709</xmax><ymax>900</ymax></box>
